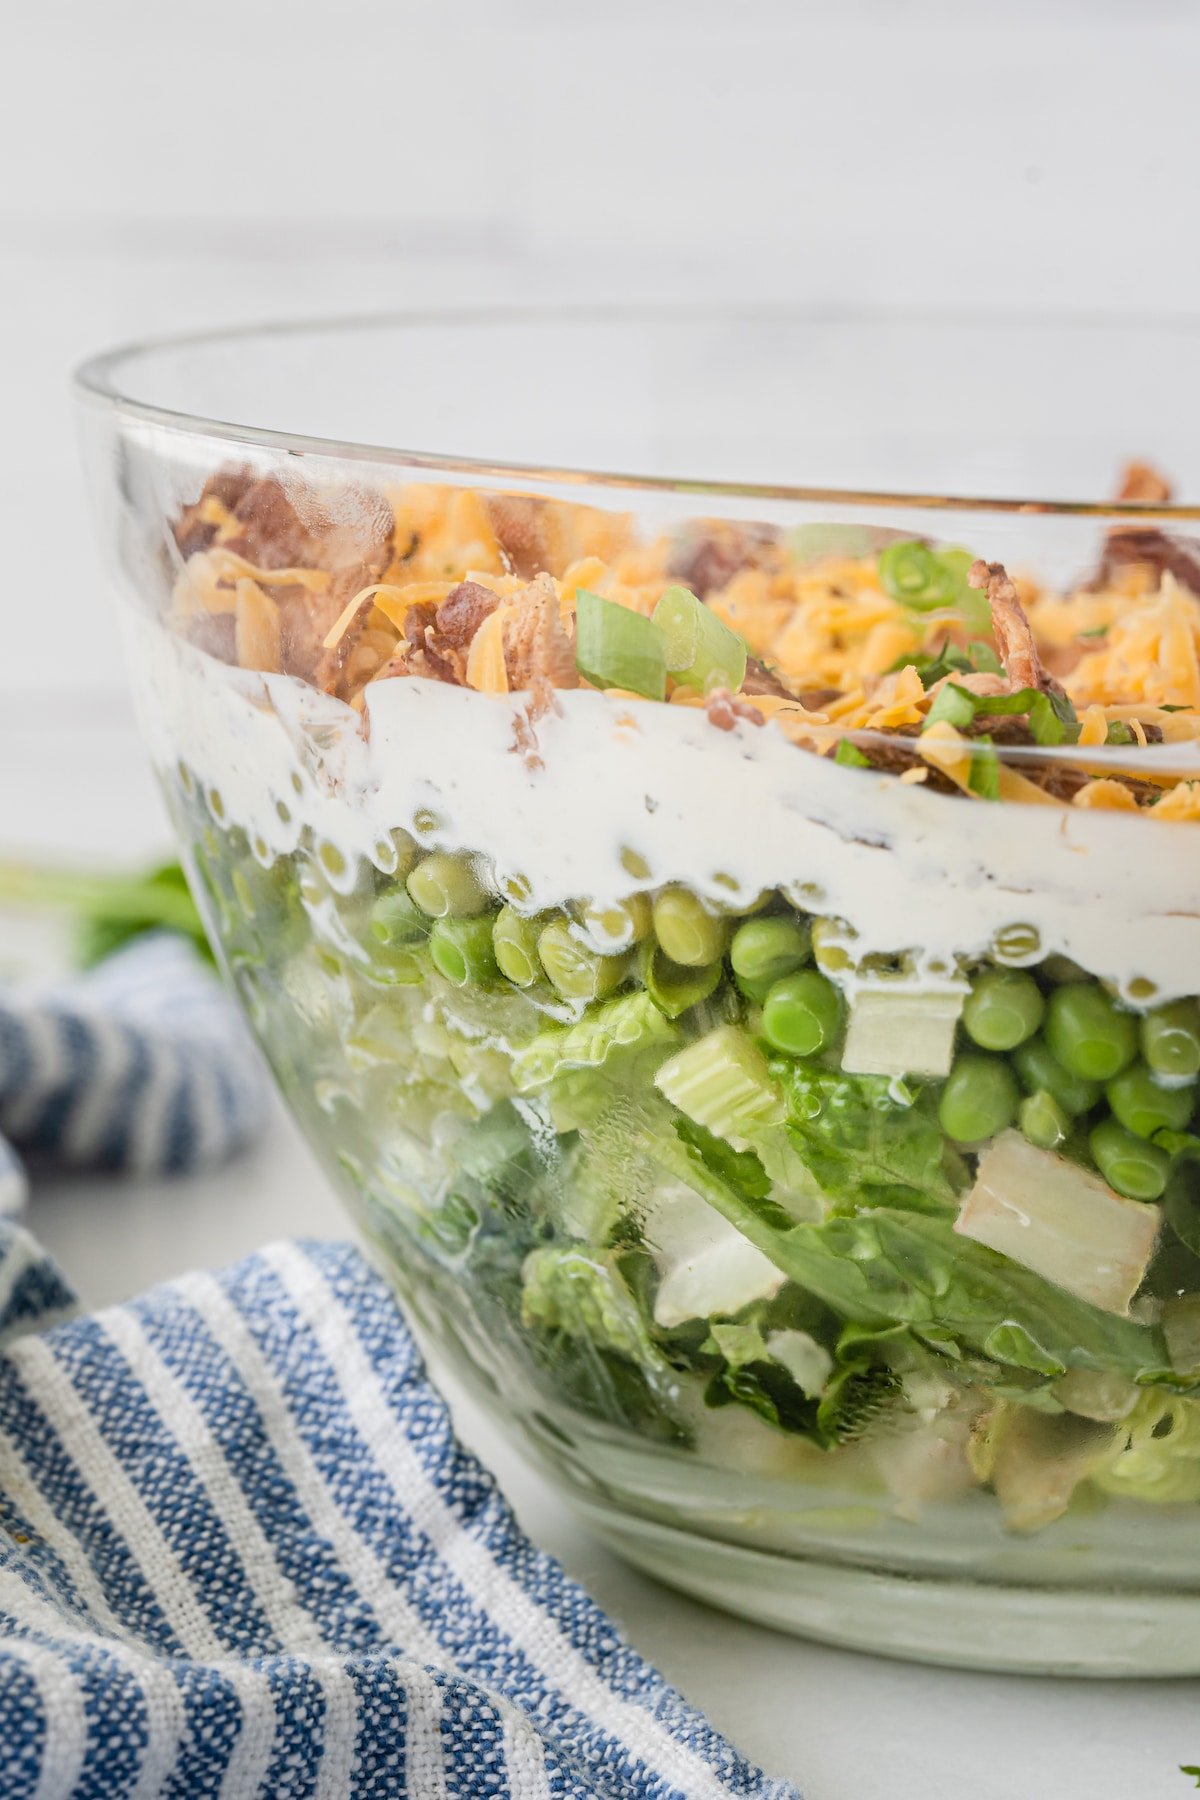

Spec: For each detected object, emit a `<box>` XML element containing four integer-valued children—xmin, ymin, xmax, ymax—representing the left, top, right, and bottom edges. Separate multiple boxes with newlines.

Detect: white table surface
<box><xmin>4</xmin><ymin>696</ymin><xmax>1198</xmax><ymax>1800</ymax></box>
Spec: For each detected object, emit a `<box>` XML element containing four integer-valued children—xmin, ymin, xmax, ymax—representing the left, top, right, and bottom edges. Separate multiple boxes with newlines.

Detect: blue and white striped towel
<box><xmin>0</xmin><ymin>936</ymin><xmax>797</xmax><ymax>1799</ymax></box>
<box><xmin>0</xmin><ymin>1235</ymin><xmax>797</xmax><ymax>1800</ymax></box>
<box><xmin>0</xmin><ymin>933</ymin><xmax>267</xmax><ymax>1215</ymax></box>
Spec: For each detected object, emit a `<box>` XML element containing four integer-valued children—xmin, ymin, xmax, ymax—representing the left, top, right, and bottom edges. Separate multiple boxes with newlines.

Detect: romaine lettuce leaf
<box><xmin>773</xmin><ymin>1061</ymin><xmax>963</xmax><ymax>1215</ymax></box>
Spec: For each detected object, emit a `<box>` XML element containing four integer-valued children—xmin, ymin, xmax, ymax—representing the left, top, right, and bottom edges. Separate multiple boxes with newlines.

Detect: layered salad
<box><xmin>139</xmin><ymin>460</ymin><xmax>1200</xmax><ymax>1540</ymax></box>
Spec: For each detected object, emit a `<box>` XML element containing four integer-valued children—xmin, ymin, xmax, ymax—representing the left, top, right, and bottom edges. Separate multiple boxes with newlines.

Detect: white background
<box><xmin>4</xmin><ymin>3</ymin><xmax>1200</xmax><ymax>1795</ymax></box>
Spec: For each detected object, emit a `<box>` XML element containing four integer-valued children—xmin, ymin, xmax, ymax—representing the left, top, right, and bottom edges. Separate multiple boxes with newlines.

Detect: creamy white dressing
<box><xmin>131</xmin><ymin>617</ymin><xmax>1200</xmax><ymax>1004</ymax></box>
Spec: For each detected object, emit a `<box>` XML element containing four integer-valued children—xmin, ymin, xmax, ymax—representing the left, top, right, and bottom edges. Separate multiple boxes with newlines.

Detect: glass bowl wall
<box><xmin>76</xmin><ymin>312</ymin><xmax>1200</xmax><ymax>1673</ymax></box>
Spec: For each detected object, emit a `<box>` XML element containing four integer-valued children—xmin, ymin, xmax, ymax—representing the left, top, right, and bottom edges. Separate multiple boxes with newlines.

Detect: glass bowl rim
<box><xmin>73</xmin><ymin>302</ymin><xmax>1200</xmax><ymax>522</ymax></box>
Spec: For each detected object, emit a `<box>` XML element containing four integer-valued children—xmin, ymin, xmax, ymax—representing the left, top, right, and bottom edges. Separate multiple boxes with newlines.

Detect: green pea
<box><xmin>729</xmin><ymin>915</ymin><xmax>812</xmax><ymax>985</ymax></box>
<box><xmin>492</xmin><ymin>907</ymin><xmax>545</xmax><ymax>987</ymax></box>
<box><xmin>1045</xmin><ymin>983</ymin><xmax>1138</xmax><ymax>1082</ymax></box>
<box><xmin>1018</xmin><ymin>1089</ymin><xmax>1071</xmax><ymax>1151</ymax></box>
<box><xmin>406</xmin><ymin>852</ymin><xmax>490</xmax><ymax>918</ymax></box>
<box><xmin>1012</xmin><ymin>1034</ymin><xmax>1102</xmax><ymax>1117</ymax></box>
<box><xmin>1089</xmin><ymin>1117</ymin><xmax>1170</xmax><ymax>1200</ymax></box>
<box><xmin>538</xmin><ymin>918</ymin><xmax>627</xmax><ymax>1001</ymax></box>
<box><xmin>651</xmin><ymin>887</ymin><xmax>729</xmax><ymax>968</ymax></box>
<box><xmin>429</xmin><ymin>915</ymin><xmax>501</xmax><ymax>988</ymax></box>
<box><xmin>761</xmin><ymin>970</ymin><xmax>843</xmax><ymax>1057</ymax></box>
<box><xmin>641</xmin><ymin>942</ymin><xmax>723</xmax><ymax>1019</ymax></box>
<box><xmin>938</xmin><ymin>1052</ymin><xmax>1020</xmax><ymax>1145</ymax></box>
<box><xmin>810</xmin><ymin>917</ymin><xmax>857</xmax><ymax>975</ymax></box>
<box><xmin>580</xmin><ymin>893</ymin><xmax>653</xmax><ymax>952</ymax></box>
<box><xmin>1105</xmin><ymin>1062</ymin><xmax>1196</xmax><ymax>1139</ymax></box>
<box><xmin>962</xmin><ymin>969</ymin><xmax>1045</xmax><ymax>1052</ymax></box>
<box><xmin>370</xmin><ymin>888</ymin><xmax>430</xmax><ymax>947</ymax></box>
<box><xmin>1141</xmin><ymin>999</ymin><xmax>1200</xmax><ymax>1081</ymax></box>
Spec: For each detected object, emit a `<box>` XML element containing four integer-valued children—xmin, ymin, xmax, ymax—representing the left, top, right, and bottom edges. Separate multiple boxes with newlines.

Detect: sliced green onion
<box><xmin>652</xmin><ymin>585</ymin><xmax>747</xmax><ymax>694</ymax></box>
<box><xmin>878</xmin><ymin>541</ymin><xmax>989</xmax><ymax>631</ymax></box>
<box><xmin>575</xmin><ymin>589</ymin><xmax>666</xmax><ymax>701</ymax></box>
<box><xmin>788</xmin><ymin>523</ymin><xmax>880</xmax><ymax>563</ymax></box>
<box><xmin>834</xmin><ymin>739</ymin><xmax>871</xmax><ymax>769</ymax></box>
<box><xmin>878</xmin><ymin>541</ymin><xmax>949</xmax><ymax>609</ymax></box>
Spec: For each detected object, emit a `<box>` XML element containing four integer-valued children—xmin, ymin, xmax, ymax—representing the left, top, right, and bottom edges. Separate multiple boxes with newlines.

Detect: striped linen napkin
<box><xmin>0</xmin><ymin>932</ymin><xmax>266</xmax><ymax>1218</ymax></box>
<box><xmin>0</xmin><ymin>937</ymin><xmax>798</xmax><ymax>1799</ymax></box>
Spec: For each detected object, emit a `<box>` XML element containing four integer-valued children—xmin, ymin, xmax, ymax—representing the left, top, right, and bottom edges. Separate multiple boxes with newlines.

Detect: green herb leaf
<box><xmin>924</xmin><ymin>683</ymin><xmax>979</xmax><ymax>730</ymax></box>
<box><xmin>968</xmin><ymin>736</ymin><xmax>1002</xmax><ymax>800</ymax></box>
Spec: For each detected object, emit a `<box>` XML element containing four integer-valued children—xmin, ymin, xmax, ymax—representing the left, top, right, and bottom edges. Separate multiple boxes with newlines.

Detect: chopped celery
<box><xmin>650</xmin><ymin>1186</ymin><xmax>787</xmax><ymax>1328</ymax></box>
<box><xmin>841</xmin><ymin>986</ymin><xmax>965</xmax><ymax>1079</ymax></box>
<box><xmin>513</xmin><ymin>989</ymin><xmax>678</xmax><ymax>1091</ymax></box>
<box><xmin>655</xmin><ymin>1024</ymin><xmax>784</xmax><ymax>1140</ymax></box>
<box><xmin>652</xmin><ymin>584</ymin><xmax>748</xmax><ymax>694</ymax></box>
<box><xmin>955</xmin><ymin>1130</ymin><xmax>1162</xmax><ymax>1315</ymax></box>
<box><xmin>574</xmin><ymin>589</ymin><xmax>667</xmax><ymax>700</ymax></box>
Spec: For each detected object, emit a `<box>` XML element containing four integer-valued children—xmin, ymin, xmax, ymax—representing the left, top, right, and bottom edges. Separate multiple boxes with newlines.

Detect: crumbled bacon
<box><xmin>968</xmin><ymin>559</ymin><xmax>1067</xmax><ymax>698</ymax></box>
<box><xmin>741</xmin><ymin>654</ymin><xmax>796</xmax><ymax>699</ymax></box>
<box><xmin>667</xmin><ymin>520</ymin><xmax>780</xmax><ymax>597</ymax></box>
<box><xmin>435</xmin><ymin>580</ymin><xmax>500</xmax><ymax>648</ymax></box>
<box><xmin>172</xmin><ymin>467</ymin><xmax>255</xmax><ymax>557</ymax></box>
<box><xmin>1116</xmin><ymin>461</ymin><xmax>1173</xmax><ymax>505</ymax></box>
<box><xmin>485</xmin><ymin>495</ymin><xmax>554</xmax><ymax>579</ymax></box>
<box><xmin>1093</xmin><ymin>528</ymin><xmax>1200</xmax><ymax>600</ymax></box>
<box><xmin>704</xmin><ymin>688</ymin><xmax>765</xmax><ymax>732</ymax></box>
<box><xmin>503</xmin><ymin>574</ymin><xmax>577</xmax><ymax>693</ymax></box>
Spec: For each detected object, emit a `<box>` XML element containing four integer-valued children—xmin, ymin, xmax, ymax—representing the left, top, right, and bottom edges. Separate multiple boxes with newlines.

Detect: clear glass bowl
<box><xmin>76</xmin><ymin>311</ymin><xmax>1200</xmax><ymax>1675</ymax></box>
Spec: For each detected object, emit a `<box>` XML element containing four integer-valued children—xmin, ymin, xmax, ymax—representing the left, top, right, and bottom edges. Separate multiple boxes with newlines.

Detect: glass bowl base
<box><xmin>576</xmin><ymin>1497</ymin><xmax>1200</xmax><ymax>1677</ymax></box>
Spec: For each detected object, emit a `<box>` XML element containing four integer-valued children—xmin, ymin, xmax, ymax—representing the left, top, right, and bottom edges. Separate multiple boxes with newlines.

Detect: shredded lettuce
<box><xmin>513</xmin><ymin>989</ymin><xmax>677</xmax><ymax>1091</ymax></box>
<box><xmin>652</xmin><ymin>1117</ymin><xmax>1178</xmax><ymax>1387</ymax></box>
<box><xmin>1092</xmin><ymin>1391</ymin><xmax>1200</xmax><ymax>1505</ymax></box>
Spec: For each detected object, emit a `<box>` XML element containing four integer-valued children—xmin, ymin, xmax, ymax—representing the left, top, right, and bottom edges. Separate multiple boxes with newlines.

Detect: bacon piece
<box><xmin>172</xmin><ymin>467</ymin><xmax>256</xmax><ymax>557</ymax></box>
<box><xmin>704</xmin><ymin>688</ymin><xmax>765</xmax><ymax>732</ymax></box>
<box><xmin>741</xmin><ymin>654</ymin><xmax>796</xmax><ymax>699</ymax></box>
<box><xmin>967</xmin><ymin>559</ymin><xmax>1066</xmax><ymax>698</ymax></box>
<box><xmin>435</xmin><ymin>580</ymin><xmax>500</xmax><ymax>648</ymax></box>
<box><xmin>1116</xmin><ymin>461</ymin><xmax>1173</xmax><ymax>504</ymax></box>
<box><xmin>667</xmin><ymin>520</ymin><xmax>780</xmax><ymax>598</ymax></box>
<box><xmin>485</xmin><ymin>495</ymin><xmax>554</xmax><ymax>578</ymax></box>
<box><xmin>503</xmin><ymin>574</ymin><xmax>577</xmax><ymax>694</ymax></box>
